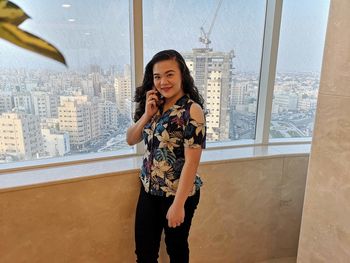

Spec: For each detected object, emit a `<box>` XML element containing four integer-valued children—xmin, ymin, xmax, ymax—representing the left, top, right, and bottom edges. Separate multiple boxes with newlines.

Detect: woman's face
<box><xmin>152</xmin><ymin>59</ymin><xmax>184</xmax><ymax>102</ymax></box>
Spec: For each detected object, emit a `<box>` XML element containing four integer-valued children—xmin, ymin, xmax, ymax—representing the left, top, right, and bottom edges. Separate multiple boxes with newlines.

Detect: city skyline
<box><xmin>0</xmin><ymin>63</ymin><xmax>320</xmax><ymax>163</ymax></box>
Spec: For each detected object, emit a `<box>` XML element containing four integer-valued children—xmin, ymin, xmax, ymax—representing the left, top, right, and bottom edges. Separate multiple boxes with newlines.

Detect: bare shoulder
<box><xmin>189</xmin><ymin>102</ymin><xmax>205</xmax><ymax>124</ymax></box>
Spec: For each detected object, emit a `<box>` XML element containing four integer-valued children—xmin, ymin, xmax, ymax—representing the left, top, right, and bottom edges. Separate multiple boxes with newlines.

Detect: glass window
<box><xmin>0</xmin><ymin>0</ymin><xmax>132</xmax><ymax>164</ymax></box>
<box><xmin>143</xmin><ymin>0</ymin><xmax>266</xmax><ymax>143</ymax></box>
<box><xmin>270</xmin><ymin>0</ymin><xmax>330</xmax><ymax>139</ymax></box>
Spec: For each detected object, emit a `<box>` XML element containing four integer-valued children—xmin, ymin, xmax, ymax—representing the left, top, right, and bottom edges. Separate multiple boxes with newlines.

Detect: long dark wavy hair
<box><xmin>133</xmin><ymin>49</ymin><xmax>204</xmax><ymax>122</ymax></box>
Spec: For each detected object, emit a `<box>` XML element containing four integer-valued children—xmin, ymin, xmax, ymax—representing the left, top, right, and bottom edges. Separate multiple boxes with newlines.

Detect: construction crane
<box><xmin>199</xmin><ymin>0</ymin><xmax>224</xmax><ymax>49</ymax></box>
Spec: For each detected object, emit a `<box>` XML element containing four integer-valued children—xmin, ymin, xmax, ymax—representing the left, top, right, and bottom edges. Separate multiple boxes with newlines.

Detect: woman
<box><xmin>126</xmin><ymin>49</ymin><xmax>206</xmax><ymax>263</ymax></box>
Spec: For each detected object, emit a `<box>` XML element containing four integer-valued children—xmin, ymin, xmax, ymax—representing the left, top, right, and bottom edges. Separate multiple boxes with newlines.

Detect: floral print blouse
<box><xmin>140</xmin><ymin>94</ymin><xmax>206</xmax><ymax>197</ymax></box>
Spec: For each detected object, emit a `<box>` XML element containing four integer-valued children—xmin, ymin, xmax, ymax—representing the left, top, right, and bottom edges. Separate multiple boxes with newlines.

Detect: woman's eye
<box><xmin>167</xmin><ymin>74</ymin><xmax>173</xmax><ymax>78</ymax></box>
<box><xmin>154</xmin><ymin>76</ymin><xmax>160</xmax><ymax>80</ymax></box>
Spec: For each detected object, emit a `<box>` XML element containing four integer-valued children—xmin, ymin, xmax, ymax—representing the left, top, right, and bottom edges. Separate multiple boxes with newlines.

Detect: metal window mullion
<box><xmin>255</xmin><ymin>0</ymin><xmax>283</xmax><ymax>145</ymax></box>
<box><xmin>130</xmin><ymin>0</ymin><xmax>144</xmax><ymax>155</ymax></box>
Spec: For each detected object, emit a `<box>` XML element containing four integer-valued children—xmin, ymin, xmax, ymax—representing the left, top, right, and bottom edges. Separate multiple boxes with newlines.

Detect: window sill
<box><xmin>0</xmin><ymin>143</ymin><xmax>310</xmax><ymax>192</ymax></box>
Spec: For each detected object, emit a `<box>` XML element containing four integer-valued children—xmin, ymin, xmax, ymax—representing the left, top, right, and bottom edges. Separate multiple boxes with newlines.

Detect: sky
<box><xmin>0</xmin><ymin>0</ymin><xmax>330</xmax><ymax>73</ymax></box>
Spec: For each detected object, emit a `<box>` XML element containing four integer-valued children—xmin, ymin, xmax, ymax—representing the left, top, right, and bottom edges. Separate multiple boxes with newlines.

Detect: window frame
<box><xmin>0</xmin><ymin>0</ymin><xmax>316</xmax><ymax>174</ymax></box>
<box><xmin>254</xmin><ymin>0</ymin><xmax>283</xmax><ymax>146</ymax></box>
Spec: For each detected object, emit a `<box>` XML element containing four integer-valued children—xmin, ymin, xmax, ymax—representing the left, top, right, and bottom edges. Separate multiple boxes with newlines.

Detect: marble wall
<box><xmin>297</xmin><ymin>0</ymin><xmax>350</xmax><ymax>262</ymax></box>
<box><xmin>189</xmin><ymin>157</ymin><xmax>308</xmax><ymax>263</ymax></box>
<box><xmin>0</xmin><ymin>171</ymin><xmax>140</xmax><ymax>263</ymax></box>
<box><xmin>1</xmin><ymin>156</ymin><xmax>308</xmax><ymax>263</ymax></box>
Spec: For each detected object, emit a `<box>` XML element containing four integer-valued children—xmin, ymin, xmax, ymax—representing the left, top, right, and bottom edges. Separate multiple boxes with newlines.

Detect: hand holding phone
<box><xmin>145</xmin><ymin>88</ymin><xmax>164</xmax><ymax>118</ymax></box>
<box><xmin>152</xmin><ymin>86</ymin><xmax>164</xmax><ymax>107</ymax></box>
<box><xmin>155</xmin><ymin>90</ymin><xmax>164</xmax><ymax>107</ymax></box>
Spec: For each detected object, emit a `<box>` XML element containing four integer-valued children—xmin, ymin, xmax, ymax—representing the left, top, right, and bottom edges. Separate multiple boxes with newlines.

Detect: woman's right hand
<box><xmin>145</xmin><ymin>89</ymin><xmax>160</xmax><ymax>119</ymax></box>
<box><xmin>126</xmin><ymin>88</ymin><xmax>162</xmax><ymax>146</ymax></box>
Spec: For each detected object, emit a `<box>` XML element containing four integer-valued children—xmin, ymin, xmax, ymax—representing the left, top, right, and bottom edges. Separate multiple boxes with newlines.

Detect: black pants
<box><xmin>135</xmin><ymin>186</ymin><xmax>200</xmax><ymax>263</ymax></box>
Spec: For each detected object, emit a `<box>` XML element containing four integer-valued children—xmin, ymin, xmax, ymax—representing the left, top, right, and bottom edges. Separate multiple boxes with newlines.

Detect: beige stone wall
<box><xmin>1</xmin><ymin>156</ymin><xmax>308</xmax><ymax>263</ymax></box>
<box><xmin>297</xmin><ymin>0</ymin><xmax>350</xmax><ymax>262</ymax></box>
<box><xmin>1</xmin><ymin>171</ymin><xmax>140</xmax><ymax>263</ymax></box>
<box><xmin>190</xmin><ymin>157</ymin><xmax>308</xmax><ymax>263</ymax></box>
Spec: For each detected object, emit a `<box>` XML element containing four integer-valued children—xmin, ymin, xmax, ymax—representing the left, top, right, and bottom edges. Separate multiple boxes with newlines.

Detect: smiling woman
<box><xmin>127</xmin><ymin>49</ymin><xmax>206</xmax><ymax>262</ymax></box>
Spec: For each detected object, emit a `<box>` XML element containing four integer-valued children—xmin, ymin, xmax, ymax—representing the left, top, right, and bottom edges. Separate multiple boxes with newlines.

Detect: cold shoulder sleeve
<box><xmin>183</xmin><ymin>104</ymin><xmax>206</xmax><ymax>149</ymax></box>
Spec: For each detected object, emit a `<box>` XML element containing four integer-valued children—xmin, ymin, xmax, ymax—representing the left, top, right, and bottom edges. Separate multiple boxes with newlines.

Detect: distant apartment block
<box><xmin>0</xmin><ymin>112</ymin><xmax>43</xmax><ymax>160</ymax></box>
<box><xmin>101</xmin><ymin>84</ymin><xmax>116</xmax><ymax>103</ymax></box>
<box><xmin>89</xmin><ymin>65</ymin><xmax>103</xmax><ymax>96</ymax></box>
<box><xmin>114</xmin><ymin>65</ymin><xmax>131</xmax><ymax>116</ymax></box>
<box><xmin>231</xmin><ymin>83</ymin><xmax>248</xmax><ymax>106</ymax></box>
<box><xmin>58</xmin><ymin>95</ymin><xmax>100</xmax><ymax>151</ymax></box>
<box><xmin>13</xmin><ymin>92</ymin><xmax>34</xmax><ymax>114</ymax></box>
<box><xmin>81</xmin><ymin>78</ymin><xmax>94</xmax><ymax>97</ymax></box>
<box><xmin>273</xmin><ymin>93</ymin><xmax>298</xmax><ymax>113</ymax></box>
<box><xmin>40</xmin><ymin>117</ymin><xmax>60</xmax><ymax>130</ymax></box>
<box><xmin>99</xmin><ymin>100</ymin><xmax>118</xmax><ymax>131</ymax></box>
<box><xmin>0</xmin><ymin>91</ymin><xmax>13</xmax><ymax>113</ymax></box>
<box><xmin>298</xmin><ymin>97</ymin><xmax>317</xmax><ymax>111</ymax></box>
<box><xmin>32</xmin><ymin>91</ymin><xmax>59</xmax><ymax>118</ymax></box>
<box><xmin>41</xmin><ymin>128</ymin><xmax>70</xmax><ymax>157</ymax></box>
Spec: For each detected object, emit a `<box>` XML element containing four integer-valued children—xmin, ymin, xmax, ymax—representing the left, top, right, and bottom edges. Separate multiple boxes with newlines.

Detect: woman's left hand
<box><xmin>166</xmin><ymin>203</ymin><xmax>185</xmax><ymax>228</ymax></box>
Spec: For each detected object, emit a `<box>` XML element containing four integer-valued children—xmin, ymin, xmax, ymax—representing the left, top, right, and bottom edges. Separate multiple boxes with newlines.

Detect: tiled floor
<box><xmin>257</xmin><ymin>257</ymin><xmax>296</xmax><ymax>263</ymax></box>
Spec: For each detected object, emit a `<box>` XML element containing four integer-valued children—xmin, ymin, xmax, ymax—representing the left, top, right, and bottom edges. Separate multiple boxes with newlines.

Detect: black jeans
<box><xmin>135</xmin><ymin>186</ymin><xmax>200</xmax><ymax>263</ymax></box>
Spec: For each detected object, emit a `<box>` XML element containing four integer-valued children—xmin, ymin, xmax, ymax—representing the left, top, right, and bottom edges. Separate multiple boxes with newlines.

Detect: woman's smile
<box><xmin>161</xmin><ymin>86</ymin><xmax>172</xmax><ymax>93</ymax></box>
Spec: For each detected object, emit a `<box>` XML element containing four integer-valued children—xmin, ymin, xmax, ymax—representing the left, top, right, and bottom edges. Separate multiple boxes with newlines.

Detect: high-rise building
<box><xmin>101</xmin><ymin>84</ymin><xmax>116</xmax><ymax>103</ymax></box>
<box><xmin>41</xmin><ymin>128</ymin><xmax>70</xmax><ymax>157</ymax></box>
<box><xmin>0</xmin><ymin>112</ymin><xmax>43</xmax><ymax>160</ymax></box>
<box><xmin>298</xmin><ymin>97</ymin><xmax>317</xmax><ymax>112</ymax></box>
<box><xmin>13</xmin><ymin>92</ymin><xmax>34</xmax><ymax>114</ymax></box>
<box><xmin>24</xmin><ymin>80</ymin><xmax>38</xmax><ymax>91</ymax></box>
<box><xmin>0</xmin><ymin>91</ymin><xmax>13</xmax><ymax>113</ymax></box>
<box><xmin>58</xmin><ymin>95</ymin><xmax>100</xmax><ymax>151</ymax></box>
<box><xmin>98</xmin><ymin>100</ymin><xmax>118</xmax><ymax>131</ymax></box>
<box><xmin>81</xmin><ymin>79</ymin><xmax>94</xmax><ymax>97</ymax></box>
<box><xmin>90</xmin><ymin>65</ymin><xmax>102</xmax><ymax>96</ymax></box>
<box><xmin>273</xmin><ymin>93</ymin><xmax>298</xmax><ymax>113</ymax></box>
<box><xmin>32</xmin><ymin>91</ymin><xmax>59</xmax><ymax>118</ymax></box>
<box><xmin>183</xmin><ymin>48</ymin><xmax>234</xmax><ymax>141</ymax></box>
<box><xmin>231</xmin><ymin>83</ymin><xmax>248</xmax><ymax>107</ymax></box>
<box><xmin>114</xmin><ymin>65</ymin><xmax>132</xmax><ymax>116</ymax></box>
<box><xmin>40</xmin><ymin>117</ymin><xmax>60</xmax><ymax>130</ymax></box>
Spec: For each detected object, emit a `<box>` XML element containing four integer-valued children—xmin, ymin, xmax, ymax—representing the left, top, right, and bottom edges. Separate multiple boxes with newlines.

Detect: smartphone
<box><xmin>154</xmin><ymin>89</ymin><xmax>164</xmax><ymax>107</ymax></box>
